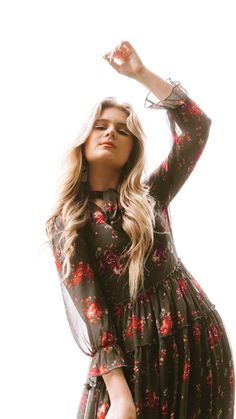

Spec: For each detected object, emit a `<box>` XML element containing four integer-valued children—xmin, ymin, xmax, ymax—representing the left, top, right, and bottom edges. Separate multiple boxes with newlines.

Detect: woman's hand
<box><xmin>103</xmin><ymin>40</ymin><xmax>145</xmax><ymax>79</ymax></box>
<box><xmin>106</xmin><ymin>398</ymin><xmax>137</xmax><ymax>419</ymax></box>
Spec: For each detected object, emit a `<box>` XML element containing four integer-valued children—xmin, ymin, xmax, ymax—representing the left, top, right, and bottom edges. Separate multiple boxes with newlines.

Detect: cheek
<box><xmin>84</xmin><ymin>135</ymin><xmax>101</xmax><ymax>160</ymax></box>
<box><xmin>84</xmin><ymin>137</ymin><xmax>94</xmax><ymax>155</ymax></box>
<box><xmin>126</xmin><ymin>138</ymin><xmax>134</xmax><ymax>154</ymax></box>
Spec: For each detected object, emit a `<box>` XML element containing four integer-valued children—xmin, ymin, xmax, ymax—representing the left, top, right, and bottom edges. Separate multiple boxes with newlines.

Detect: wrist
<box><xmin>102</xmin><ymin>367</ymin><xmax>133</xmax><ymax>402</ymax></box>
<box><xmin>109</xmin><ymin>384</ymin><xmax>133</xmax><ymax>403</ymax></box>
<box><xmin>132</xmin><ymin>65</ymin><xmax>150</xmax><ymax>82</ymax></box>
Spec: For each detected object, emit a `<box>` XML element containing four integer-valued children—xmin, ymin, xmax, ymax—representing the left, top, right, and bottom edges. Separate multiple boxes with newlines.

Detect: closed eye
<box><xmin>94</xmin><ymin>126</ymin><xmax>129</xmax><ymax>136</ymax></box>
<box><xmin>118</xmin><ymin>129</ymin><xmax>129</xmax><ymax>136</ymax></box>
<box><xmin>94</xmin><ymin>125</ymin><xmax>106</xmax><ymax>130</ymax></box>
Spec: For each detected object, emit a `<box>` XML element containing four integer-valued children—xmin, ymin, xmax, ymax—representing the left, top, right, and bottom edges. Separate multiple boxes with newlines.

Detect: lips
<box><xmin>100</xmin><ymin>141</ymin><xmax>116</xmax><ymax>149</ymax></box>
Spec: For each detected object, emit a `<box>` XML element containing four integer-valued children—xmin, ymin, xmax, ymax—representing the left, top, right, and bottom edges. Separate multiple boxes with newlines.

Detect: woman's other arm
<box><xmin>102</xmin><ymin>367</ymin><xmax>136</xmax><ymax>417</ymax></box>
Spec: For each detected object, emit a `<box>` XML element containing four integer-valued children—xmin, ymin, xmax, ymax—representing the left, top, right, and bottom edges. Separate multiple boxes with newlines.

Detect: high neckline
<box><xmin>88</xmin><ymin>186</ymin><xmax>118</xmax><ymax>193</ymax></box>
<box><xmin>88</xmin><ymin>187</ymin><xmax>118</xmax><ymax>198</ymax></box>
<box><xmin>87</xmin><ymin>187</ymin><xmax>121</xmax><ymax>222</ymax></box>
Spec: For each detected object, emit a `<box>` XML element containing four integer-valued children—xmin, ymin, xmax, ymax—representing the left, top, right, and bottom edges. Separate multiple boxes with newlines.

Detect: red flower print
<box><xmin>139</xmin><ymin>291</ymin><xmax>150</xmax><ymax>304</ymax></box>
<box><xmin>192</xmin><ymin>324</ymin><xmax>202</xmax><ymax>342</ymax></box>
<box><xmin>183</xmin><ymin>358</ymin><xmax>191</xmax><ymax>382</ymax></box>
<box><xmin>191</xmin><ymin>276</ymin><xmax>206</xmax><ymax>297</ymax></box>
<box><xmin>161</xmin><ymin>401</ymin><xmax>168</xmax><ymax>416</ymax></box>
<box><xmin>153</xmin><ymin>359</ymin><xmax>160</xmax><ymax>374</ymax></box>
<box><xmin>162</xmin><ymin>159</ymin><xmax>168</xmax><ymax>172</ymax></box>
<box><xmin>114</xmin><ymin>304</ymin><xmax>124</xmax><ymax>318</ymax></box>
<box><xmin>176</xmin><ymin>288</ymin><xmax>182</xmax><ymax>299</ymax></box>
<box><xmin>55</xmin><ymin>257</ymin><xmax>62</xmax><ymax>273</ymax></box>
<box><xmin>53</xmin><ymin>245</ymin><xmax>62</xmax><ymax>272</ymax></box>
<box><xmin>72</xmin><ymin>261</ymin><xmax>94</xmax><ymax>286</ymax></box>
<box><xmin>177</xmin><ymin>98</ymin><xmax>185</xmax><ymax>106</ymax></box>
<box><xmin>92</xmin><ymin>209</ymin><xmax>106</xmax><ymax>224</ymax></box>
<box><xmin>84</xmin><ymin>301</ymin><xmax>103</xmax><ymax>324</ymax></box>
<box><xmin>172</xmin><ymin>341</ymin><xmax>179</xmax><ymax>361</ymax></box>
<box><xmin>181</xmin><ymin>132</ymin><xmax>191</xmax><ymax>145</ymax></box>
<box><xmin>89</xmin><ymin>364</ymin><xmax>108</xmax><ymax>376</ymax></box>
<box><xmin>207</xmin><ymin>370</ymin><xmax>213</xmax><ymax>387</ymax></box>
<box><xmin>152</xmin><ymin>244</ymin><xmax>168</xmax><ymax>264</ymax></box>
<box><xmin>177</xmin><ymin>310</ymin><xmax>186</xmax><ymax>325</ymax></box>
<box><xmin>144</xmin><ymin>389</ymin><xmax>159</xmax><ymax>408</ymax></box>
<box><xmin>174</xmin><ymin>131</ymin><xmax>191</xmax><ymax>146</ymax></box>
<box><xmin>105</xmin><ymin>202</ymin><xmax>118</xmax><ymax>213</ymax></box>
<box><xmin>230</xmin><ymin>366</ymin><xmax>235</xmax><ymax>388</ymax></box>
<box><xmin>177</xmin><ymin>156</ymin><xmax>186</xmax><ymax>170</ymax></box>
<box><xmin>159</xmin><ymin>348</ymin><xmax>167</xmax><ymax>367</ymax></box>
<box><xmin>97</xmin><ymin>402</ymin><xmax>110</xmax><ymax>419</ymax></box>
<box><xmin>208</xmin><ymin>324</ymin><xmax>222</xmax><ymax>349</ymax></box>
<box><xmin>89</xmin><ymin>364</ymin><xmax>101</xmax><ymax>376</ymax></box>
<box><xmin>127</xmin><ymin>315</ymin><xmax>144</xmax><ymax>337</ymax></box>
<box><xmin>178</xmin><ymin>277</ymin><xmax>188</xmax><ymax>295</ymax></box>
<box><xmin>101</xmin><ymin>331</ymin><xmax>115</xmax><ymax>347</ymax></box>
<box><xmin>208</xmin><ymin>329</ymin><xmax>214</xmax><ymax>349</ymax></box>
<box><xmin>185</xmin><ymin>100</ymin><xmax>203</xmax><ymax>116</ymax></box>
<box><xmin>160</xmin><ymin>312</ymin><xmax>173</xmax><ymax>336</ymax></box>
<box><xmin>113</xmin><ymin>263</ymin><xmax>124</xmax><ymax>275</ymax></box>
<box><xmin>99</xmin><ymin>250</ymin><xmax>124</xmax><ymax>276</ymax></box>
<box><xmin>172</xmin><ymin>131</ymin><xmax>179</xmax><ymax>143</ymax></box>
<box><xmin>210</xmin><ymin>324</ymin><xmax>222</xmax><ymax>343</ymax></box>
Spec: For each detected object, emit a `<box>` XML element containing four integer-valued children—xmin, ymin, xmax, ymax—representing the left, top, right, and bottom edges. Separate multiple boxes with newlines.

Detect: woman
<box><xmin>46</xmin><ymin>41</ymin><xmax>235</xmax><ymax>418</ymax></box>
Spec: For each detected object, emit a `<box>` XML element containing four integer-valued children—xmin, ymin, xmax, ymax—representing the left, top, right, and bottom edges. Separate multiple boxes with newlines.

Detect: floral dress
<box><xmin>49</xmin><ymin>79</ymin><xmax>235</xmax><ymax>418</ymax></box>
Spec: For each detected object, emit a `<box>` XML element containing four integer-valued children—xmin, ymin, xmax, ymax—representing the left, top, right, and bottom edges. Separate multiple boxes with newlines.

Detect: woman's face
<box><xmin>84</xmin><ymin>107</ymin><xmax>134</xmax><ymax>172</ymax></box>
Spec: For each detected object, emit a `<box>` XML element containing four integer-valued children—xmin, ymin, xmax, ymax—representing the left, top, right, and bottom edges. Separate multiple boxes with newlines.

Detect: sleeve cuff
<box><xmin>144</xmin><ymin>77</ymin><xmax>188</xmax><ymax>110</ymax></box>
<box><xmin>88</xmin><ymin>343</ymin><xmax>129</xmax><ymax>378</ymax></box>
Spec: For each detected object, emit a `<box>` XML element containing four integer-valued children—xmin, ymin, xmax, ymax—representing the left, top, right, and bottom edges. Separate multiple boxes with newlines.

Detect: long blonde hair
<box><xmin>45</xmin><ymin>96</ymin><xmax>160</xmax><ymax>302</ymax></box>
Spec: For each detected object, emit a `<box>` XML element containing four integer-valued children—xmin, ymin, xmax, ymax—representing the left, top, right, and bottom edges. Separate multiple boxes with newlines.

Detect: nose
<box><xmin>105</xmin><ymin>126</ymin><xmax>115</xmax><ymax>137</ymax></box>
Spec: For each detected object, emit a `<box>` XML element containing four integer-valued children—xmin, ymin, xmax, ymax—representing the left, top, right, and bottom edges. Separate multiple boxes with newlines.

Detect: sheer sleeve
<box><xmin>143</xmin><ymin>78</ymin><xmax>212</xmax><ymax>208</ymax></box>
<box><xmin>48</xmin><ymin>213</ymin><xmax>129</xmax><ymax>378</ymax></box>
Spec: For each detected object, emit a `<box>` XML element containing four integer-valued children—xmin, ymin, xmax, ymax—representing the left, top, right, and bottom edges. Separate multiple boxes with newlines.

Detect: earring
<box><xmin>81</xmin><ymin>161</ymin><xmax>88</xmax><ymax>182</ymax></box>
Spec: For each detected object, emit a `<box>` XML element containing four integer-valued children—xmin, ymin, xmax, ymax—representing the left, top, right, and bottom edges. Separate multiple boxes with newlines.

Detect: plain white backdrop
<box><xmin>0</xmin><ymin>0</ymin><xmax>235</xmax><ymax>418</ymax></box>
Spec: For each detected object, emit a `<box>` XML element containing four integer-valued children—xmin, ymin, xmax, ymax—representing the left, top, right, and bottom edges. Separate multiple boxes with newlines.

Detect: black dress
<box><xmin>49</xmin><ymin>80</ymin><xmax>235</xmax><ymax>418</ymax></box>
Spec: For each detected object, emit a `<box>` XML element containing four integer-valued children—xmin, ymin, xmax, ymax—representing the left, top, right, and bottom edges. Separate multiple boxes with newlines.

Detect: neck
<box><xmin>87</xmin><ymin>164</ymin><xmax>122</xmax><ymax>191</ymax></box>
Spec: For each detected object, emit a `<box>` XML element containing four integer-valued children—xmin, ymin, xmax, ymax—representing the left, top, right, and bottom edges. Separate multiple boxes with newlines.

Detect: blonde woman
<box><xmin>45</xmin><ymin>41</ymin><xmax>235</xmax><ymax>418</ymax></box>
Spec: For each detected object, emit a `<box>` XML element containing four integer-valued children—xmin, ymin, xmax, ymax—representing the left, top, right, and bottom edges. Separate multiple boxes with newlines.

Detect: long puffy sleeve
<box><xmin>144</xmin><ymin>78</ymin><xmax>212</xmax><ymax>208</ymax></box>
<box><xmin>48</xmin><ymin>213</ymin><xmax>129</xmax><ymax>378</ymax></box>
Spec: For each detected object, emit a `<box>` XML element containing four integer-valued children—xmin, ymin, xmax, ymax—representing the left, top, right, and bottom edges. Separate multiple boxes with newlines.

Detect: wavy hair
<box><xmin>45</xmin><ymin>96</ymin><xmax>165</xmax><ymax>302</ymax></box>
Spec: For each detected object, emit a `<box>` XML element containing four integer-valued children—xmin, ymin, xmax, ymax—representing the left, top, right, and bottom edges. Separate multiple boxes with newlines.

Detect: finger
<box><xmin>119</xmin><ymin>40</ymin><xmax>134</xmax><ymax>52</ymax></box>
<box><xmin>102</xmin><ymin>55</ymin><xmax>114</xmax><ymax>64</ymax></box>
<box><xmin>120</xmin><ymin>40</ymin><xmax>133</xmax><ymax>48</ymax></box>
<box><xmin>114</xmin><ymin>45</ymin><xmax>123</xmax><ymax>55</ymax></box>
<box><xmin>103</xmin><ymin>50</ymin><xmax>113</xmax><ymax>58</ymax></box>
<box><xmin>103</xmin><ymin>50</ymin><xmax>115</xmax><ymax>63</ymax></box>
<box><xmin>114</xmin><ymin>41</ymin><xmax>123</xmax><ymax>51</ymax></box>
<box><xmin>115</xmin><ymin>43</ymin><xmax>126</xmax><ymax>53</ymax></box>
<box><xmin>107</xmin><ymin>58</ymin><xmax>120</xmax><ymax>71</ymax></box>
<box><xmin>102</xmin><ymin>53</ymin><xmax>120</xmax><ymax>69</ymax></box>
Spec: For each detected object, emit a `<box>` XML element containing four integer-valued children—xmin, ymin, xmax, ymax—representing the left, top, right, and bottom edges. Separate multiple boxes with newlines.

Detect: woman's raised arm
<box><xmin>103</xmin><ymin>41</ymin><xmax>212</xmax><ymax>208</ymax></box>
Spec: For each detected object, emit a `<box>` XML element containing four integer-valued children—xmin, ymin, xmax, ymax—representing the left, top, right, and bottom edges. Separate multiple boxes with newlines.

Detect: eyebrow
<box><xmin>95</xmin><ymin>118</ymin><xmax>129</xmax><ymax>129</ymax></box>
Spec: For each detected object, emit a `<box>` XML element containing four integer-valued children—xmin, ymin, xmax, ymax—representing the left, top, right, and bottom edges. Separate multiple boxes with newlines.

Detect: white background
<box><xmin>0</xmin><ymin>0</ymin><xmax>235</xmax><ymax>417</ymax></box>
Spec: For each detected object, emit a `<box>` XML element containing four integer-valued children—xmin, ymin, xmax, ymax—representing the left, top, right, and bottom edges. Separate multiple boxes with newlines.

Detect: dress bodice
<box><xmin>87</xmin><ymin>187</ymin><xmax>123</xmax><ymax>224</ymax></box>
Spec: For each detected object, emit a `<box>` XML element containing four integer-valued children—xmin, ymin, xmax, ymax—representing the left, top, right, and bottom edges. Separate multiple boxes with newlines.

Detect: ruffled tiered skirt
<box><xmin>77</xmin><ymin>259</ymin><xmax>235</xmax><ymax>418</ymax></box>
